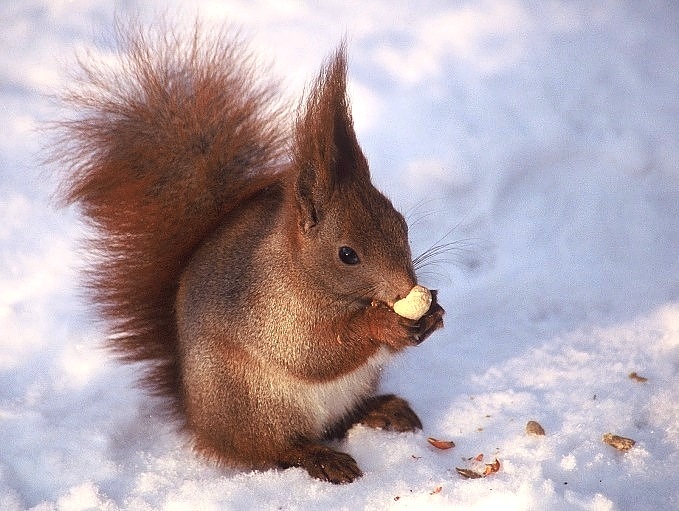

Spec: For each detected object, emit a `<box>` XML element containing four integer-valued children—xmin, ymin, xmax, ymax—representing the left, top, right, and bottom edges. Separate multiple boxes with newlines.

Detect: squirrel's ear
<box><xmin>293</xmin><ymin>43</ymin><xmax>369</xmax><ymax>232</ymax></box>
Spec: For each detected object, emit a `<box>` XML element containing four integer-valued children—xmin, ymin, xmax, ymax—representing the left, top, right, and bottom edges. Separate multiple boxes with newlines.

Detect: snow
<box><xmin>2</xmin><ymin>0</ymin><xmax>678</xmax><ymax>509</ymax></box>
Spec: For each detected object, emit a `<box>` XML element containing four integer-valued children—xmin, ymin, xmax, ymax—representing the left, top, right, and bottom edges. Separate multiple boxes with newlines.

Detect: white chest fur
<box><xmin>290</xmin><ymin>346</ymin><xmax>392</xmax><ymax>434</ymax></box>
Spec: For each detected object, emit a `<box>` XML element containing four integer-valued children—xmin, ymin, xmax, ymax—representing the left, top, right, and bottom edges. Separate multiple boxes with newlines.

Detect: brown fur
<box><xmin>52</xmin><ymin>21</ymin><xmax>444</xmax><ymax>483</ymax></box>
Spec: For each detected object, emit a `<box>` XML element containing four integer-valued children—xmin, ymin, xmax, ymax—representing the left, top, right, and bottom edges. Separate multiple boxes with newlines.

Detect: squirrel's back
<box><xmin>52</xmin><ymin>22</ymin><xmax>286</xmax><ymax>400</ymax></box>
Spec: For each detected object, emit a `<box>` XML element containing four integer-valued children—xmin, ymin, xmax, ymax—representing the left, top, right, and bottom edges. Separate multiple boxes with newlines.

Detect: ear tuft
<box><xmin>293</xmin><ymin>42</ymin><xmax>369</xmax><ymax>231</ymax></box>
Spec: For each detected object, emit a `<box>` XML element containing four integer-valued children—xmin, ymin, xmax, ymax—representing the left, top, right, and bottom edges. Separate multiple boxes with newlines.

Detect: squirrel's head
<box><xmin>289</xmin><ymin>45</ymin><xmax>416</xmax><ymax>307</ymax></box>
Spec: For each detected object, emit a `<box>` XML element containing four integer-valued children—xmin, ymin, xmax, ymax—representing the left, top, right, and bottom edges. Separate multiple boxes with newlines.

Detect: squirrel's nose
<box><xmin>383</xmin><ymin>278</ymin><xmax>418</xmax><ymax>308</ymax></box>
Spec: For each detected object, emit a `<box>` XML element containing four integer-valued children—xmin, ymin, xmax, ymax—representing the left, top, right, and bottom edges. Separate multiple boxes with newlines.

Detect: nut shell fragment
<box><xmin>455</xmin><ymin>467</ymin><xmax>483</xmax><ymax>479</ymax></box>
<box><xmin>393</xmin><ymin>285</ymin><xmax>432</xmax><ymax>320</ymax></box>
<box><xmin>602</xmin><ymin>433</ymin><xmax>635</xmax><ymax>451</ymax></box>
<box><xmin>455</xmin><ymin>458</ymin><xmax>501</xmax><ymax>479</ymax></box>
<box><xmin>526</xmin><ymin>420</ymin><xmax>546</xmax><ymax>436</ymax></box>
<box><xmin>628</xmin><ymin>372</ymin><xmax>648</xmax><ymax>383</ymax></box>
<box><xmin>427</xmin><ymin>437</ymin><xmax>455</xmax><ymax>450</ymax></box>
<box><xmin>483</xmin><ymin>458</ymin><xmax>501</xmax><ymax>476</ymax></box>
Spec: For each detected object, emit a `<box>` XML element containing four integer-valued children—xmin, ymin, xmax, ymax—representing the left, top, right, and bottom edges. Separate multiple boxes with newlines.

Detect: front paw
<box><xmin>366</xmin><ymin>294</ymin><xmax>444</xmax><ymax>350</ymax></box>
<box><xmin>360</xmin><ymin>394</ymin><xmax>422</xmax><ymax>432</ymax></box>
<box><xmin>414</xmin><ymin>292</ymin><xmax>444</xmax><ymax>345</ymax></box>
<box><xmin>365</xmin><ymin>303</ymin><xmax>423</xmax><ymax>351</ymax></box>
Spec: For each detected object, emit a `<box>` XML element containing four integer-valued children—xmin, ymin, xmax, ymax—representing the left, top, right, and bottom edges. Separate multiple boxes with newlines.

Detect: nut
<box><xmin>526</xmin><ymin>420</ymin><xmax>546</xmax><ymax>436</ymax></box>
<box><xmin>393</xmin><ymin>285</ymin><xmax>432</xmax><ymax>320</ymax></box>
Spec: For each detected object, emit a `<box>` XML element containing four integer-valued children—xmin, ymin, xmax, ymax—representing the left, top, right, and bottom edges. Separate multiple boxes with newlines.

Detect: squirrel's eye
<box><xmin>338</xmin><ymin>246</ymin><xmax>360</xmax><ymax>265</ymax></box>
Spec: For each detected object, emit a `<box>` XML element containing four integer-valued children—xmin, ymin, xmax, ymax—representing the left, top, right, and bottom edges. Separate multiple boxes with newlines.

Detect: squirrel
<box><xmin>53</xmin><ymin>22</ymin><xmax>444</xmax><ymax>484</ymax></box>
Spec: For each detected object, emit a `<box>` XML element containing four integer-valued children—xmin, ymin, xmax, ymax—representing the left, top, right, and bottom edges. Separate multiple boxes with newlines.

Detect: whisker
<box><xmin>412</xmin><ymin>212</ymin><xmax>490</xmax><ymax>280</ymax></box>
<box><xmin>404</xmin><ymin>198</ymin><xmax>445</xmax><ymax>231</ymax></box>
<box><xmin>416</xmin><ymin>268</ymin><xmax>454</xmax><ymax>286</ymax></box>
<box><xmin>413</xmin><ymin>238</ymin><xmax>481</xmax><ymax>267</ymax></box>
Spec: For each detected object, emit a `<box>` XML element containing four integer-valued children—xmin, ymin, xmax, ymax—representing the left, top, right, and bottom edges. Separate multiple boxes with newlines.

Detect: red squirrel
<box><xmin>53</xmin><ymin>23</ymin><xmax>444</xmax><ymax>483</ymax></box>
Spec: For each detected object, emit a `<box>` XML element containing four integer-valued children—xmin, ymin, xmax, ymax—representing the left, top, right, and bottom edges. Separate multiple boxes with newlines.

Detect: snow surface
<box><xmin>2</xmin><ymin>1</ymin><xmax>678</xmax><ymax>509</ymax></box>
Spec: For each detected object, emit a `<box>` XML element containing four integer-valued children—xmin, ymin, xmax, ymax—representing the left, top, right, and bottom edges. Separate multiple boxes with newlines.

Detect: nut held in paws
<box><xmin>393</xmin><ymin>285</ymin><xmax>432</xmax><ymax>320</ymax></box>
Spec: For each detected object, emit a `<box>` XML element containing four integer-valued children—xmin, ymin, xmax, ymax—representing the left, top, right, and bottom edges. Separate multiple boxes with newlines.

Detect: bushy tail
<box><xmin>51</xmin><ymin>22</ymin><xmax>287</xmax><ymax>402</ymax></box>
